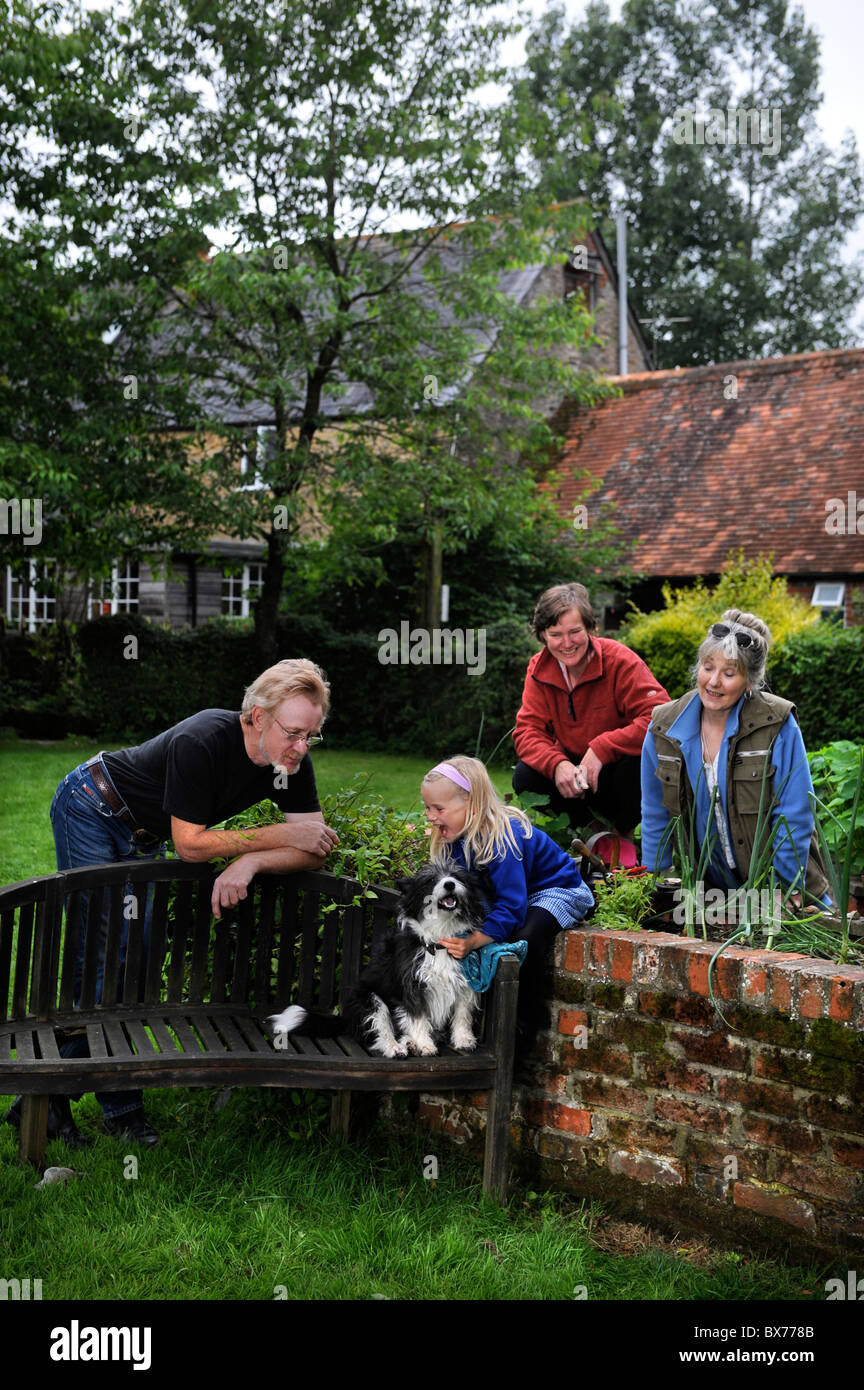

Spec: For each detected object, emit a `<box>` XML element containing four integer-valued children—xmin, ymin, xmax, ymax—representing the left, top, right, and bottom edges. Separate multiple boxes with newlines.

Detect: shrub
<box><xmin>73</xmin><ymin>611</ymin><xmax>538</xmax><ymax>761</ymax></box>
<box><xmin>769</xmin><ymin>625</ymin><xmax>864</xmax><ymax>746</ymax></box>
<box><xmin>619</xmin><ymin>553</ymin><xmax>817</xmax><ymax>698</ymax></box>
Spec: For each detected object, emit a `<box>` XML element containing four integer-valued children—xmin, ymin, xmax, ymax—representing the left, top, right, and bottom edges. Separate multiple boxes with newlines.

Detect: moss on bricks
<box><xmin>552</xmin><ymin>977</ymin><xmax>587</xmax><ymax>1005</ymax></box>
<box><xmin>592</xmin><ymin>983</ymin><xmax>627</xmax><ymax>1010</ymax></box>
<box><xmin>723</xmin><ymin>1005</ymin><xmax>808</xmax><ymax>1049</ymax></box>
<box><xmin>807</xmin><ymin>1017</ymin><xmax>864</xmax><ymax>1063</ymax></box>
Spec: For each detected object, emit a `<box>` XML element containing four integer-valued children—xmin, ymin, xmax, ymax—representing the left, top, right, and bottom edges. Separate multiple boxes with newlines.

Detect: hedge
<box><xmin>67</xmin><ymin>612</ymin><xmax>539</xmax><ymax>762</ymax></box>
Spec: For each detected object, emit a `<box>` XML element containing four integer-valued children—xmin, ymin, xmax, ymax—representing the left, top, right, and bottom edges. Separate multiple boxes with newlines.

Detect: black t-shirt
<box><xmin>102</xmin><ymin>709</ymin><xmax>321</xmax><ymax>840</ymax></box>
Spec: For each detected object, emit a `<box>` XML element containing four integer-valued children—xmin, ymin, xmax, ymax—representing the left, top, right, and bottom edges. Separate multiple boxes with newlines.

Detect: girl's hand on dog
<box><xmin>440</xmin><ymin>931</ymin><xmax>494</xmax><ymax>959</ymax></box>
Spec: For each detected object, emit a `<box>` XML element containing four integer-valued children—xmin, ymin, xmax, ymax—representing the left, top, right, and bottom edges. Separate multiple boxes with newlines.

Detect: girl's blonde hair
<box><xmin>422</xmin><ymin>755</ymin><xmax>532</xmax><ymax>867</ymax></box>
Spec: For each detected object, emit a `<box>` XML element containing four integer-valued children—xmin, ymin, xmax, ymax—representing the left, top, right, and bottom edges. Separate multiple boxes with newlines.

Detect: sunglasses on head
<box><xmin>710</xmin><ymin>622</ymin><xmax>758</xmax><ymax>649</ymax></box>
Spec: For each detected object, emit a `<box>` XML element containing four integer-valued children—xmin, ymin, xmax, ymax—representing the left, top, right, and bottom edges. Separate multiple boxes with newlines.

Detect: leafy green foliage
<box><xmin>808</xmin><ymin>742</ymin><xmax>864</xmax><ymax>872</ymax></box>
<box><xmin>590</xmin><ymin>871</ymin><xmax>658</xmax><ymax>932</ymax></box>
<box><xmin>770</xmin><ymin>626</ymin><xmax>864</xmax><ymax>746</ymax></box>
<box><xmin>619</xmin><ymin>552</ymin><xmax>817</xmax><ymax>698</ymax></box>
<box><xmin>508</xmin><ymin>0</ymin><xmax>864</xmax><ymax>367</ymax></box>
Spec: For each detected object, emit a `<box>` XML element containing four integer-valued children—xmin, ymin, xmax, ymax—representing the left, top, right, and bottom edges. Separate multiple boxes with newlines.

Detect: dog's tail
<box><xmin>268</xmin><ymin>1004</ymin><xmax>345</xmax><ymax>1038</ymax></box>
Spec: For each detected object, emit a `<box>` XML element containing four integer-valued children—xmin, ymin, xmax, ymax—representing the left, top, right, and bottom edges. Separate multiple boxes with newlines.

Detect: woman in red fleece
<box><xmin>512</xmin><ymin>584</ymin><xmax>669</xmax><ymax>835</ymax></box>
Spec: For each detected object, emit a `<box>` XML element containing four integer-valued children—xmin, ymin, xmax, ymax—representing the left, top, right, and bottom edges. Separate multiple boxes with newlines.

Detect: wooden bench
<box><xmin>0</xmin><ymin>860</ymin><xmax>519</xmax><ymax>1197</ymax></box>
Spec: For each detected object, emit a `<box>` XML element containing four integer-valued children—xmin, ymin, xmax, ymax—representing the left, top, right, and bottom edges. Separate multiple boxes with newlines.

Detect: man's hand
<box><xmin>282</xmin><ymin>820</ymin><xmax>340</xmax><ymax>856</ymax></box>
<box><xmin>212</xmin><ymin>856</ymin><xmax>259</xmax><ymax>919</ymax></box>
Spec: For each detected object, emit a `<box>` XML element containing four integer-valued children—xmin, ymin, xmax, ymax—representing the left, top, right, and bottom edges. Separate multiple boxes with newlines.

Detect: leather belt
<box><xmin>85</xmin><ymin>756</ymin><xmax>159</xmax><ymax>844</ymax></box>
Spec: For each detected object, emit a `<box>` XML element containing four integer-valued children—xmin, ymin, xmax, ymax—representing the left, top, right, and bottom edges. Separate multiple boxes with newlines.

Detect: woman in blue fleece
<box><xmin>641</xmin><ymin>609</ymin><xmax>830</xmax><ymax>908</ymax></box>
<box><xmin>420</xmin><ymin>755</ymin><xmax>593</xmax><ymax>1055</ymax></box>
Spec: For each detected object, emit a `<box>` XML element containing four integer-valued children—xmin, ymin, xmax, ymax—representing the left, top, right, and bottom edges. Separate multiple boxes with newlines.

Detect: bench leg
<box><xmin>482</xmin><ymin>959</ymin><xmax>519</xmax><ymax>1202</ymax></box>
<box><xmin>18</xmin><ymin>1095</ymin><xmax>50</xmax><ymax>1168</ymax></box>
<box><xmin>330</xmin><ymin>1091</ymin><xmax>351</xmax><ymax>1139</ymax></box>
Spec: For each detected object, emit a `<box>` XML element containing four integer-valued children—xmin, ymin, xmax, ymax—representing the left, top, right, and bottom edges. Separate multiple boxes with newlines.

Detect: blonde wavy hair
<box><xmin>422</xmin><ymin>755</ymin><xmax>533</xmax><ymax>867</ymax></box>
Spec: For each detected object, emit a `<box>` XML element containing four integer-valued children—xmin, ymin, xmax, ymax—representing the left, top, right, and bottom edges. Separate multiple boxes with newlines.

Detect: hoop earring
<box><xmin>745</xmin><ymin>689</ymin><xmax>752</xmax><ymax>700</ymax></box>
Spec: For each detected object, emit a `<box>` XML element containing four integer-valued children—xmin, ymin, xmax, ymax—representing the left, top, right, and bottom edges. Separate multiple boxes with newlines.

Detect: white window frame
<box><xmin>5</xmin><ymin>559</ymin><xmax>56</xmax><ymax>632</ymax></box>
<box><xmin>222</xmin><ymin>562</ymin><xmax>265</xmax><ymax>619</ymax></box>
<box><xmin>811</xmin><ymin>582</ymin><xmax>846</xmax><ymax>624</ymax></box>
<box><xmin>88</xmin><ymin>561</ymin><xmax>140</xmax><ymax>619</ymax></box>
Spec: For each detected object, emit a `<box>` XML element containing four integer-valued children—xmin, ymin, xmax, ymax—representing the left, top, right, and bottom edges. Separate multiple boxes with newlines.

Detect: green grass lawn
<box><xmin>0</xmin><ymin>733</ymin><xmax>834</xmax><ymax>1302</ymax></box>
<box><xmin>0</xmin><ymin>1087</ymin><xmax>830</xmax><ymax>1301</ymax></box>
<box><xmin>0</xmin><ymin>734</ymin><xmax>513</xmax><ymax>886</ymax></box>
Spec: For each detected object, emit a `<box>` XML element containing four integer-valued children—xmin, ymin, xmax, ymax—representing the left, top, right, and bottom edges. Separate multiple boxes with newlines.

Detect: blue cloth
<box><xmin>51</xmin><ymin>761</ymin><xmax>164</xmax><ymax>1120</ymax></box>
<box><xmin>641</xmin><ymin>692</ymin><xmax>817</xmax><ymax>891</ymax></box>
<box><xmin>447</xmin><ymin>821</ymin><xmax>587</xmax><ymax>943</ymax></box>
<box><xmin>459</xmin><ymin>937</ymin><xmax>529</xmax><ymax>993</ymax></box>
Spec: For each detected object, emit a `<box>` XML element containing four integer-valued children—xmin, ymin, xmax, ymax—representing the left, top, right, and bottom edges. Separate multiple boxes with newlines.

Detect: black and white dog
<box><xmin>268</xmin><ymin>864</ymin><xmax>488</xmax><ymax>1058</ymax></box>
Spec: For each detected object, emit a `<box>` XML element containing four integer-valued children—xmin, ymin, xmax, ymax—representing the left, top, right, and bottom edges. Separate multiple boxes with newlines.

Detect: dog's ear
<box><xmin>394</xmin><ymin>877</ymin><xmax>415</xmax><ymax>896</ymax></box>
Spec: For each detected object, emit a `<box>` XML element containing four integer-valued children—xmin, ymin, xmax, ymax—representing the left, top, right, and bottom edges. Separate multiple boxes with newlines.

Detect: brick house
<box><xmin>548</xmin><ymin>348</ymin><xmax>864</xmax><ymax>626</ymax></box>
<box><xmin>3</xmin><ymin>228</ymin><xmax>651</xmax><ymax>631</ymax></box>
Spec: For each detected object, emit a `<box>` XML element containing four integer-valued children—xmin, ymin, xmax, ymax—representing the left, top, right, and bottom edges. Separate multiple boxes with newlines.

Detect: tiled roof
<box><xmin>551</xmin><ymin>348</ymin><xmax>864</xmax><ymax>577</ymax></box>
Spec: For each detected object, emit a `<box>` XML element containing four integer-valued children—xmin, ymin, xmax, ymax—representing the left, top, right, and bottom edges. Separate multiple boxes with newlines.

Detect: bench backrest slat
<box><xmin>166</xmin><ymin>880</ymin><xmax>194</xmax><ymax>1003</ymax></box>
<box><xmin>101</xmin><ymin>883</ymin><xmax>126</xmax><ymax>1006</ymax></box>
<box><xmin>187</xmin><ymin>883</ymin><xmax>213</xmax><ymax>1003</ymax></box>
<box><xmin>12</xmin><ymin>900</ymin><xmax>35</xmax><ymax>1018</ymax></box>
<box><xmin>297</xmin><ymin>887</ymin><xmax>321</xmax><ymax>1009</ymax></box>
<box><xmin>252</xmin><ymin>878</ymin><xmax>278</xmax><ymax>1011</ymax></box>
<box><xmin>58</xmin><ymin>890</ymin><xmax>83</xmax><ymax>1011</ymax></box>
<box><xmin>230</xmin><ymin>894</ymin><xmax>254</xmax><ymax>1004</ymax></box>
<box><xmin>0</xmin><ymin>908</ymin><xmax>15</xmax><ymax>1020</ymax></box>
<box><xmin>143</xmin><ymin>882</ymin><xmax>171</xmax><ymax>1005</ymax></box>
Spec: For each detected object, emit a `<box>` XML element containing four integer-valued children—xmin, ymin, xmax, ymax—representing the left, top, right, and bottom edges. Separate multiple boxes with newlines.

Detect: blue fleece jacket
<box><xmin>447</xmin><ymin>822</ymin><xmax>585</xmax><ymax>942</ymax></box>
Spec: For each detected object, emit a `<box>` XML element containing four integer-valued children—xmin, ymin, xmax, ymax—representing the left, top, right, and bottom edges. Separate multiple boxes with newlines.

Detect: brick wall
<box><xmin>418</xmin><ymin>928</ymin><xmax>864</xmax><ymax>1261</ymax></box>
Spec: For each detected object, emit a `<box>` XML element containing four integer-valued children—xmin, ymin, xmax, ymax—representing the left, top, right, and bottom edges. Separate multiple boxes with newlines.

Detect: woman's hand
<box><xmin>554</xmin><ymin>761</ymin><xmax>584</xmax><ymax>798</ymax></box>
<box><xmin>578</xmin><ymin>747</ymin><xmax>604</xmax><ymax>793</ymax></box>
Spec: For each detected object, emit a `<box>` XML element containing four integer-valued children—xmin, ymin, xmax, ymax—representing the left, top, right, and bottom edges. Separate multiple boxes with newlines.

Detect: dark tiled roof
<box><xmin>551</xmin><ymin>349</ymin><xmax>864</xmax><ymax>577</ymax></box>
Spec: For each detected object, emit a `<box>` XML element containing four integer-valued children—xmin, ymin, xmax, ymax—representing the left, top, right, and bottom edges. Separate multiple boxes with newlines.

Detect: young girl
<box><xmin>420</xmin><ymin>755</ymin><xmax>594</xmax><ymax>1054</ymax></box>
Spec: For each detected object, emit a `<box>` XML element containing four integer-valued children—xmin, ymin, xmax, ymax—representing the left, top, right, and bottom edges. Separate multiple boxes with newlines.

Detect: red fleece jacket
<box><xmin>513</xmin><ymin>638</ymin><xmax>669</xmax><ymax>778</ymax></box>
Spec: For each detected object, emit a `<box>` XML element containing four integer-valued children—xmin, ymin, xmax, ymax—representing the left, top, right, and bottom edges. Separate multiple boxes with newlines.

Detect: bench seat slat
<box><xmin>190</xmin><ymin>1014</ymin><xmax>228</xmax><ymax>1053</ymax></box>
<box><xmin>125</xmin><ymin>1019</ymin><xmax>160</xmax><ymax>1057</ymax></box>
<box><xmin>102</xmin><ymin>1019</ymin><xmax>134</xmax><ymax>1058</ymax></box>
<box><xmin>207</xmin><ymin>1013</ymin><xmax>248</xmax><ymax>1052</ymax></box>
<box><xmin>36</xmin><ymin>1027</ymin><xmax>61</xmax><ymax>1062</ymax></box>
<box><xmin>231</xmin><ymin>1014</ymin><xmax>271</xmax><ymax>1053</ymax></box>
<box><xmin>148</xmin><ymin>1017</ymin><xmax>183</xmax><ymax>1055</ymax></box>
<box><xmin>86</xmin><ymin>1023</ymin><xmax>109</xmax><ymax>1059</ymax></box>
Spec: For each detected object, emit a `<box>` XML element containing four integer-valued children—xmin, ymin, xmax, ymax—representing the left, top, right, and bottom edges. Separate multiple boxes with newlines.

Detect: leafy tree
<box><xmin>1</xmin><ymin>0</ymin><xmax>615</xmax><ymax>658</ymax></box>
<box><xmin>509</xmin><ymin>0</ymin><xmax>864</xmax><ymax>367</ymax></box>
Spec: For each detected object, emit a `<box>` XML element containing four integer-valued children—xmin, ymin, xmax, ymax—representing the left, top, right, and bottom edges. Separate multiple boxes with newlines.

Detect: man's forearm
<box><xmin>176</xmin><ymin>823</ymin><xmax>308</xmax><ymax>862</ymax></box>
<box><xmin>236</xmin><ymin>847</ymin><xmax>327</xmax><ymax>874</ymax></box>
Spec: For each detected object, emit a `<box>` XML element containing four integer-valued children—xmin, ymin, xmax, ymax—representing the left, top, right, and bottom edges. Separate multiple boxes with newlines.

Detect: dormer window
<box><xmin>563</xmin><ymin>246</ymin><xmax>602</xmax><ymax>312</ymax></box>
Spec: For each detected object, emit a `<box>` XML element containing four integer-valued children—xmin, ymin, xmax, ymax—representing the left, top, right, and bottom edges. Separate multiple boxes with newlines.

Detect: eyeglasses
<box><xmin>271</xmin><ymin>718</ymin><xmax>324</xmax><ymax>748</ymax></box>
<box><xmin>710</xmin><ymin>623</ymin><xmax>758</xmax><ymax>650</ymax></box>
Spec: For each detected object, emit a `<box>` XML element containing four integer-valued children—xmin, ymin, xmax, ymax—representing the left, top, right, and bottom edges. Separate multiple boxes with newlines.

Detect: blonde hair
<box><xmin>422</xmin><ymin>755</ymin><xmax>532</xmax><ymax>867</ymax></box>
<box><xmin>241</xmin><ymin>658</ymin><xmax>330</xmax><ymax>722</ymax></box>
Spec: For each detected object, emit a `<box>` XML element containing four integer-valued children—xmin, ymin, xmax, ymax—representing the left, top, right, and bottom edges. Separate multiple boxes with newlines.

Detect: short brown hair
<box><xmin>241</xmin><ymin>658</ymin><xmax>330</xmax><ymax>723</ymax></box>
<box><xmin>531</xmin><ymin>583</ymin><xmax>596</xmax><ymax>641</ymax></box>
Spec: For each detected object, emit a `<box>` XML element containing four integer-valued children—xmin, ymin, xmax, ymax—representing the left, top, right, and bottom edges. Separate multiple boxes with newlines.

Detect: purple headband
<box><xmin>428</xmin><ymin>762</ymin><xmax>471</xmax><ymax>793</ymax></box>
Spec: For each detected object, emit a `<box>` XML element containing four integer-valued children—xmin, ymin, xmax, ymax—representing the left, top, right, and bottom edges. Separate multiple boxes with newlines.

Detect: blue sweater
<box><xmin>447</xmin><ymin>822</ymin><xmax>585</xmax><ymax>942</ymax></box>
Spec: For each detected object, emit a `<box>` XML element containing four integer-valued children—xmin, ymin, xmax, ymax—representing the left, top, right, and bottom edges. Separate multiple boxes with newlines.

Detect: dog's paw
<box><xmin>412</xmin><ymin>1038</ymin><xmax>438</xmax><ymax>1057</ymax></box>
<box><xmin>267</xmin><ymin>1005</ymin><xmax>307</xmax><ymax>1035</ymax></box>
<box><xmin>451</xmin><ymin>1032</ymin><xmax>477</xmax><ymax>1052</ymax></box>
<box><xmin>378</xmin><ymin>1040</ymin><xmax>409</xmax><ymax>1058</ymax></box>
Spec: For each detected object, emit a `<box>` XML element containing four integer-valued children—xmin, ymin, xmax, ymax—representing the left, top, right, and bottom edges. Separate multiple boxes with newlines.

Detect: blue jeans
<box><xmin>50</xmin><ymin>762</ymin><xmax>163</xmax><ymax>1120</ymax></box>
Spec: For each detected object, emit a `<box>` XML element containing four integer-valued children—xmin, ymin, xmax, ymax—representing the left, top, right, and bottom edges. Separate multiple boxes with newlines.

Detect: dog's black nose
<box><xmin>442</xmin><ymin>880</ymin><xmax>456</xmax><ymax>893</ymax></box>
